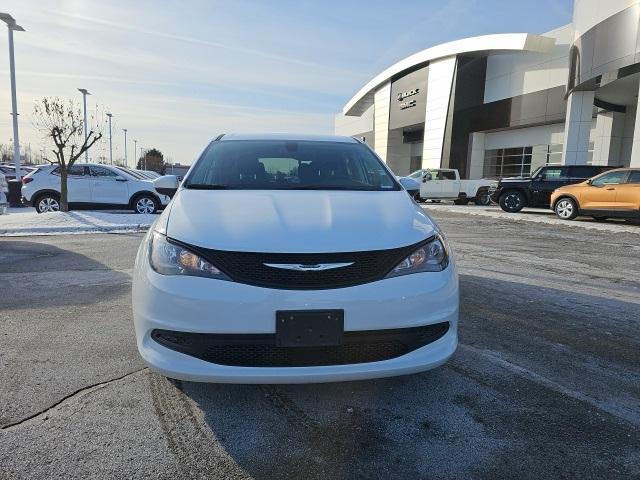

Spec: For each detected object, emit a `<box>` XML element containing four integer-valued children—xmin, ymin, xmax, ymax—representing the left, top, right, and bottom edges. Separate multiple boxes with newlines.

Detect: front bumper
<box><xmin>132</xmin><ymin>239</ymin><xmax>459</xmax><ymax>383</ymax></box>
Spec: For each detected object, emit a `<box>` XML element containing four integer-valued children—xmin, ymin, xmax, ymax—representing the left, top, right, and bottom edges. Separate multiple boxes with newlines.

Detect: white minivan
<box><xmin>21</xmin><ymin>164</ymin><xmax>171</xmax><ymax>213</ymax></box>
<box><xmin>132</xmin><ymin>134</ymin><xmax>459</xmax><ymax>384</ymax></box>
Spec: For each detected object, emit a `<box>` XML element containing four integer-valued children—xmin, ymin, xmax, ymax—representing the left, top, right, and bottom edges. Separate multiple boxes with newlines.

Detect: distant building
<box><xmin>335</xmin><ymin>0</ymin><xmax>640</xmax><ymax>178</ymax></box>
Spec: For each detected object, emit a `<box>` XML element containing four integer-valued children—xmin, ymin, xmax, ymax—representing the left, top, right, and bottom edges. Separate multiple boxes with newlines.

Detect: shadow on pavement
<box><xmin>146</xmin><ymin>274</ymin><xmax>640</xmax><ymax>479</ymax></box>
<box><xmin>0</xmin><ymin>240</ymin><xmax>130</xmax><ymax>311</ymax></box>
<box><xmin>0</xmin><ymin>238</ymin><xmax>142</xmax><ymax>429</ymax></box>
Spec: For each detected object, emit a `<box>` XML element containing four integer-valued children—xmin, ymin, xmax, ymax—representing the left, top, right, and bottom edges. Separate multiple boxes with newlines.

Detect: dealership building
<box><xmin>335</xmin><ymin>0</ymin><xmax>640</xmax><ymax>178</ymax></box>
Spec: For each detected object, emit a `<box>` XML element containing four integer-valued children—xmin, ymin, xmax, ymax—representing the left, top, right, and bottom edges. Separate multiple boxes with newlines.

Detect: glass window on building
<box><xmin>483</xmin><ymin>143</ymin><xmax>569</xmax><ymax>179</ymax></box>
<box><xmin>586</xmin><ymin>141</ymin><xmax>595</xmax><ymax>165</ymax></box>
<box><xmin>547</xmin><ymin>144</ymin><xmax>563</xmax><ymax>165</ymax></box>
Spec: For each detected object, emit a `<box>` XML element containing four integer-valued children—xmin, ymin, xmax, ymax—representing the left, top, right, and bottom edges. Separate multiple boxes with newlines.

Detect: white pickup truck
<box><xmin>407</xmin><ymin>168</ymin><xmax>497</xmax><ymax>205</ymax></box>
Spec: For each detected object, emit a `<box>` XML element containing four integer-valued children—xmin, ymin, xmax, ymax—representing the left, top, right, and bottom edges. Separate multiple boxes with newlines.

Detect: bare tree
<box><xmin>32</xmin><ymin>97</ymin><xmax>103</xmax><ymax>211</ymax></box>
<box><xmin>0</xmin><ymin>143</ymin><xmax>11</xmax><ymax>163</ymax></box>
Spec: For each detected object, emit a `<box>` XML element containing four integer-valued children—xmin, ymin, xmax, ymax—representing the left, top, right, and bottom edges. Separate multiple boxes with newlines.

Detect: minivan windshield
<box><xmin>185</xmin><ymin>140</ymin><xmax>400</xmax><ymax>191</ymax></box>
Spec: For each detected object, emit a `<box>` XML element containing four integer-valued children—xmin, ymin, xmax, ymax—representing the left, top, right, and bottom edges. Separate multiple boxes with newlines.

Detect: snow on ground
<box><xmin>421</xmin><ymin>203</ymin><xmax>640</xmax><ymax>235</ymax></box>
<box><xmin>0</xmin><ymin>207</ymin><xmax>157</xmax><ymax>236</ymax></box>
<box><xmin>0</xmin><ymin>203</ymin><xmax>637</xmax><ymax>237</ymax></box>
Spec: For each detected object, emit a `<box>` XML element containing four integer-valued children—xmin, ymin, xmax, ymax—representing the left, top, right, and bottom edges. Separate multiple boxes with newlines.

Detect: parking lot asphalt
<box><xmin>0</xmin><ymin>211</ymin><xmax>639</xmax><ymax>479</ymax></box>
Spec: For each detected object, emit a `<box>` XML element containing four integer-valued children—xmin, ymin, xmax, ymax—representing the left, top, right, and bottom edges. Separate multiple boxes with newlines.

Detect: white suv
<box><xmin>21</xmin><ymin>164</ymin><xmax>171</xmax><ymax>214</ymax></box>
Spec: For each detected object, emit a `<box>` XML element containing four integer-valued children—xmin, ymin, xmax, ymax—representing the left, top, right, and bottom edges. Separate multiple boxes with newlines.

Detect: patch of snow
<box><xmin>0</xmin><ymin>208</ymin><xmax>156</xmax><ymax>236</ymax></box>
<box><xmin>422</xmin><ymin>204</ymin><xmax>640</xmax><ymax>235</ymax></box>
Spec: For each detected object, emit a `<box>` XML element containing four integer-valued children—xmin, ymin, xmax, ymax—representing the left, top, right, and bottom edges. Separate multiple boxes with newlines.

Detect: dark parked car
<box><xmin>492</xmin><ymin>165</ymin><xmax>619</xmax><ymax>212</ymax></box>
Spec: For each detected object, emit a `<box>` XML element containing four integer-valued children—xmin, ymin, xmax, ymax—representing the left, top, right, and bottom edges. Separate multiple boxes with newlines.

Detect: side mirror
<box><xmin>399</xmin><ymin>177</ymin><xmax>420</xmax><ymax>192</ymax></box>
<box><xmin>153</xmin><ymin>175</ymin><xmax>179</xmax><ymax>198</ymax></box>
<box><xmin>586</xmin><ymin>179</ymin><xmax>593</xmax><ymax>185</ymax></box>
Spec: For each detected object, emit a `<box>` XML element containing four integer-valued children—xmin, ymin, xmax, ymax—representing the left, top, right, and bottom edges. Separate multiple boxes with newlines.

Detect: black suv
<box><xmin>493</xmin><ymin>165</ymin><xmax>619</xmax><ymax>212</ymax></box>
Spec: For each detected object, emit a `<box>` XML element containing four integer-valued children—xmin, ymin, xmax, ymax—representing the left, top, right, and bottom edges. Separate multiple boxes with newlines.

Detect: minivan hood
<box><xmin>165</xmin><ymin>189</ymin><xmax>436</xmax><ymax>253</ymax></box>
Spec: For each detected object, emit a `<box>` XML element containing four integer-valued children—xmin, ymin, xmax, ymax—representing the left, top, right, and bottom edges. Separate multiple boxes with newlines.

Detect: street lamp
<box><xmin>106</xmin><ymin>113</ymin><xmax>113</xmax><ymax>165</ymax></box>
<box><xmin>78</xmin><ymin>88</ymin><xmax>91</xmax><ymax>162</ymax></box>
<box><xmin>1</xmin><ymin>12</ymin><xmax>25</xmax><ymax>182</ymax></box>
<box><xmin>123</xmin><ymin>129</ymin><xmax>128</xmax><ymax>167</ymax></box>
<box><xmin>133</xmin><ymin>139</ymin><xmax>137</xmax><ymax>168</ymax></box>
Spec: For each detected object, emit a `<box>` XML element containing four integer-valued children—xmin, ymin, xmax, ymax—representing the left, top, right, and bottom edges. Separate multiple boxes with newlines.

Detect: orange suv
<box><xmin>551</xmin><ymin>168</ymin><xmax>640</xmax><ymax>221</ymax></box>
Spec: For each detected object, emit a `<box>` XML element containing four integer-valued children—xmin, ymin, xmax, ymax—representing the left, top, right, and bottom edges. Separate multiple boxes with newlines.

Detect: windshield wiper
<box><xmin>184</xmin><ymin>183</ymin><xmax>229</xmax><ymax>190</ymax></box>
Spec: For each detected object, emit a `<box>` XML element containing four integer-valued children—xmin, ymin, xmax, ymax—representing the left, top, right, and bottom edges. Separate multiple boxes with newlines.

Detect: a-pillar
<box><xmin>561</xmin><ymin>90</ymin><xmax>595</xmax><ymax>165</ymax></box>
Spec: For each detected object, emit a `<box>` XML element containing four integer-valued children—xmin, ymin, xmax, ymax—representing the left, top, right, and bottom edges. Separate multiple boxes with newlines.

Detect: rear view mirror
<box><xmin>153</xmin><ymin>175</ymin><xmax>179</xmax><ymax>198</ymax></box>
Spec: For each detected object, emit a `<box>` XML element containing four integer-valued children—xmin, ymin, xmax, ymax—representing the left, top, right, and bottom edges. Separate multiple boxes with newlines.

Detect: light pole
<box><xmin>123</xmin><ymin>129</ymin><xmax>128</xmax><ymax>167</ymax></box>
<box><xmin>133</xmin><ymin>139</ymin><xmax>137</xmax><ymax>168</ymax></box>
<box><xmin>1</xmin><ymin>13</ymin><xmax>25</xmax><ymax>182</ymax></box>
<box><xmin>106</xmin><ymin>113</ymin><xmax>113</xmax><ymax>164</ymax></box>
<box><xmin>78</xmin><ymin>88</ymin><xmax>91</xmax><ymax>162</ymax></box>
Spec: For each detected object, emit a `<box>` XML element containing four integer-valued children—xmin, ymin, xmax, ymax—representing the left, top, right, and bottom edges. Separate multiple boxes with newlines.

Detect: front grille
<box><xmin>172</xmin><ymin>237</ymin><xmax>431</xmax><ymax>290</ymax></box>
<box><xmin>151</xmin><ymin>323</ymin><xmax>449</xmax><ymax>367</ymax></box>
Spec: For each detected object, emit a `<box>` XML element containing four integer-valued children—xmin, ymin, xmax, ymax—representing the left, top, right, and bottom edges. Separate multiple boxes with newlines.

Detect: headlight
<box><xmin>386</xmin><ymin>236</ymin><xmax>448</xmax><ymax>278</ymax></box>
<box><xmin>149</xmin><ymin>231</ymin><xmax>230</xmax><ymax>280</ymax></box>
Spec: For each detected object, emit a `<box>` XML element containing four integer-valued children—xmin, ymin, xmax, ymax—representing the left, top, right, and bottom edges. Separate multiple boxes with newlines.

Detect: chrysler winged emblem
<box><xmin>263</xmin><ymin>262</ymin><xmax>354</xmax><ymax>272</ymax></box>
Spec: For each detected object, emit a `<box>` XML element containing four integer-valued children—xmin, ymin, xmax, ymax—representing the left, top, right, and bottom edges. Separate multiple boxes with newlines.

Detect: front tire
<box><xmin>35</xmin><ymin>193</ymin><xmax>60</xmax><ymax>213</ymax></box>
<box><xmin>474</xmin><ymin>192</ymin><xmax>491</xmax><ymax>206</ymax></box>
<box><xmin>499</xmin><ymin>190</ymin><xmax>525</xmax><ymax>213</ymax></box>
<box><xmin>554</xmin><ymin>197</ymin><xmax>579</xmax><ymax>220</ymax></box>
<box><xmin>133</xmin><ymin>194</ymin><xmax>159</xmax><ymax>214</ymax></box>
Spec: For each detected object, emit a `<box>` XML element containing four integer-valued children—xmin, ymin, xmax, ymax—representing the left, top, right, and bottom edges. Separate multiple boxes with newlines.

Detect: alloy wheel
<box><xmin>556</xmin><ymin>199</ymin><xmax>574</xmax><ymax>219</ymax></box>
<box><xmin>38</xmin><ymin>197</ymin><xmax>60</xmax><ymax>213</ymax></box>
<box><xmin>136</xmin><ymin>197</ymin><xmax>156</xmax><ymax>214</ymax></box>
<box><xmin>504</xmin><ymin>194</ymin><xmax>521</xmax><ymax>209</ymax></box>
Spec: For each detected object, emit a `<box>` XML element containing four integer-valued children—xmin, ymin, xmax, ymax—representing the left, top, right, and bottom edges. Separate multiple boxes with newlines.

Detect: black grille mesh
<box><xmin>172</xmin><ymin>238</ymin><xmax>431</xmax><ymax>290</ymax></box>
<box><xmin>151</xmin><ymin>323</ymin><xmax>449</xmax><ymax>367</ymax></box>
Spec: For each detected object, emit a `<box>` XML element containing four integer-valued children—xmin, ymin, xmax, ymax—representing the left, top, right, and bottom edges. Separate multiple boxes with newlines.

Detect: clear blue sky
<box><xmin>0</xmin><ymin>0</ymin><xmax>573</xmax><ymax>164</ymax></box>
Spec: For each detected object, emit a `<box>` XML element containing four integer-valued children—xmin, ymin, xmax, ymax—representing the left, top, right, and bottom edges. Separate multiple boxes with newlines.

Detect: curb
<box><xmin>422</xmin><ymin>205</ymin><xmax>640</xmax><ymax>235</ymax></box>
<box><xmin>0</xmin><ymin>224</ymin><xmax>152</xmax><ymax>237</ymax></box>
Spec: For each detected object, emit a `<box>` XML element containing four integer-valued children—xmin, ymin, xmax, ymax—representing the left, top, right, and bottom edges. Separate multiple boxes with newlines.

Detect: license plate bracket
<box><xmin>276</xmin><ymin>310</ymin><xmax>344</xmax><ymax>347</ymax></box>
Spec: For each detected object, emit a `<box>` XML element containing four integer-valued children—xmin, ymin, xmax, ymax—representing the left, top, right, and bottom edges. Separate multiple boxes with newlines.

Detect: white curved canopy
<box><xmin>342</xmin><ymin>33</ymin><xmax>555</xmax><ymax>116</ymax></box>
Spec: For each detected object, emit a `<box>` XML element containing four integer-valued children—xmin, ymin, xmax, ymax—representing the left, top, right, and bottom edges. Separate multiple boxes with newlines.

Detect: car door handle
<box><xmin>606</xmin><ymin>187</ymin><xmax>615</xmax><ymax>191</ymax></box>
